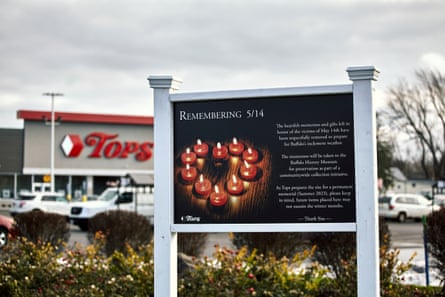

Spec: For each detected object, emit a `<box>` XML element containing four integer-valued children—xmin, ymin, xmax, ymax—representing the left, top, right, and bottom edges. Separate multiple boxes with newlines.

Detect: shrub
<box><xmin>179</xmin><ymin>245</ymin><xmax>328</xmax><ymax>297</ymax></box>
<box><xmin>0</xmin><ymin>236</ymin><xmax>154</xmax><ymax>296</ymax></box>
<box><xmin>14</xmin><ymin>211</ymin><xmax>70</xmax><ymax>248</ymax></box>
<box><xmin>426</xmin><ymin>207</ymin><xmax>445</xmax><ymax>292</ymax></box>
<box><xmin>178</xmin><ymin>232</ymin><xmax>209</xmax><ymax>256</ymax></box>
<box><xmin>88</xmin><ymin>210</ymin><xmax>153</xmax><ymax>256</ymax></box>
<box><xmin>0</xmin><ymin>237</ymin><xmax>441</xmax><ymax>296</ymax></box>
<box><xmin>230</xmin><ymin>232</ymin><xmax>305</xmax><ymax>259</ymax></box>
<box><xmin>307</xmin><ymin>217</ymin><xmax>391</xmax><ymax>278</ymax></box>
<box><xmin>307</xmin><ymin>232</ymin><xmax>356</xmax><ymax>279</ymax></box>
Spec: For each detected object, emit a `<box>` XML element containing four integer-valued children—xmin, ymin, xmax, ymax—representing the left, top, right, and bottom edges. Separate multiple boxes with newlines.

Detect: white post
<box><xmin>43</xmin><ymin>92</ymin><xmax>63</xmax><ymax>193</ymax></box>
<box><xmin>50</xmin><ymin>95</ymin><xmax>55</xmax><ymax>192</ymax></box>
<box><xmin>148</xmin><ymin>75</ymin><xmax>182</xmax><ymax>297</ymax></box>
<box><xmin>347</xmin><ymin>66</ymin><xmax>380</xmax><ymax>297</ymax></box>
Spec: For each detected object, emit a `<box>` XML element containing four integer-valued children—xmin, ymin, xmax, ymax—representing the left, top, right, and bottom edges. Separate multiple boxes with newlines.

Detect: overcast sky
<box><xmin>1</xmin><ymin>0</ymin><xmax>444</xmax><ymax>128</ymax></box>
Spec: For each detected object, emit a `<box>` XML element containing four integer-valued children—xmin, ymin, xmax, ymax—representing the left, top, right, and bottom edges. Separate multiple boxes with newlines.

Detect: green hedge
<box><xmin>0</xmin><ymin>238</ymin><xmax>154</xmax><ymax>296</ymax></box>
<box><xmin>0</xmin><ymin>239</ymin><xmax>442</xmax><ymax>297</ymax></box>
<box><xmin>2</xmin><ymin>211</ymin><xmax>442</xmax><ymax>296</ymax></box>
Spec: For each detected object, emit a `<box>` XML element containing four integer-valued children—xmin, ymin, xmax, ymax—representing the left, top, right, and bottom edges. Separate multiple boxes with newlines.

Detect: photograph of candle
<box><xmin>193</xmin><ymin>138</ymin><xmax>209</xmax><ymax>157</ymax></box>
<box><xmin>194</xmin><ymin>174</ymin><xmax>212</xmax><ymax>197</ymax></box>
<box><xmin>180</xmin><ymin>164</ymin><xmax>197</xmax><ymax>183</ymax></box>
<box><xmin>209</xmin><ymin>185</ymin><xmax>228</xmax><ymax>207</ymax></box>
<box><xmin>212</xmin><ymin>142</ymin><xmax>228</xmax><ymax>161</ymax></box>
<box><xmin>181</xmin><ymin>147</ymin><xmax>197</xmax><ymax>165</ymax></box>
<box><xmin>228</xmin><ymin>137</ymin><xmax>244</xmax><ymax>156</ymax></box>
<box><xmin>242</xmin><ymin>147</ymin><xmax>259</xmax><ymax>163</ymax></box>
<box><xmin>239</xmin><ymin>160</ymin><xmax>258</xmax><ymax>181</ymax></box>
<box><xmin>226</xmin><ymin>174</ymin><xmax>244</xmax><ymax>195</ymax></box>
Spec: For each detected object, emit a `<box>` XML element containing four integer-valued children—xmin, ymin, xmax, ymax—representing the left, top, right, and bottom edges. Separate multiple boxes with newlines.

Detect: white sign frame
<box><xmin>149</xmin><ymin>65</ymin><xmax>380</xmax><ymax>297</ymax></box>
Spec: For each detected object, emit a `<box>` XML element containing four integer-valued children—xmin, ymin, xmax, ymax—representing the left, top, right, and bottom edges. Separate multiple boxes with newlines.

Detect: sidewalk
<box><xmin>393</xmin><ymin>241</ymin><xmax>441</xmax><ymax>287</ymax></box>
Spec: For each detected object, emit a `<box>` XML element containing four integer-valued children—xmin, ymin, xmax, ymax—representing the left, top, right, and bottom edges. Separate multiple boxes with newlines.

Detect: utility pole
<box><xmin>43</xmin><ymin>92</ymin><xmax>63</xmax><ymax>192</ymax></box>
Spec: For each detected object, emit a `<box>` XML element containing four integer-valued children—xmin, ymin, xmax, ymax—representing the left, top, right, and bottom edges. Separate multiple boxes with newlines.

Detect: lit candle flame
<box><xmin>232</xmin><ymin>174</ymin><xmax>237</xmax><ymax>183</ymax></box>
<box><xmin>247</xmin><ymin>147</ymin><xmax>252</xmax><ymax>154</ymax></box>
<box><xmin>243</xmin><ymin>160</ymin><xmax>250</xmax><ymax>168</ymax></box>
<box><xmin>197</xmin><ymin>139</ymin><xmax>202</xmax><ymax>145</ymax></box>
<box><xmin>199</xmin><ymin>174</ymin><xmax>204</xmax><ymax>183</ymax></box>
<box><xmin>186</xmin><ymin>164</ymin><xmax>190</xmax><ymax>170</ymax></box>
<box><xmin>186</xmin><ymin>147</ymin><xmax>191</xmax><ymax>154</ymax></box>
<box><xmin>214</xmin><ymin>185</ymin><xmax>220</xmax><ymax>193</ymax></box>
<box><xmin>217</xmin><ymin>142</ymin><xmax>221</xmax><ymax>149</ymax></box>
<box><xmin>232</xmin><ymin>137</ymin><xmax>238</xmax><ymax>144</ymax></box>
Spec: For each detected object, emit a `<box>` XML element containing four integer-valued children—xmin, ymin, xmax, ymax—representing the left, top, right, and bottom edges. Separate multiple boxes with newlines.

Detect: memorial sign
<box><xmin>149</xmin><ymin>66</ymin><xmax>380</xmax><ymax>297</ymax></box>
<box><xmin>173</xmin><ymin>93</ymin><xmax>355</xmax><ymax>224</ymax></box>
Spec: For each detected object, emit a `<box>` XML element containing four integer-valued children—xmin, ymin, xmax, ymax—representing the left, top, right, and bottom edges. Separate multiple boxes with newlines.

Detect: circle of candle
<box><xmin>242</xmin><ymin>147</ymin><xmax>259</xmax><ymax>163</ymax></box>
<box><xmin>180</xmin><ymin>164</ymin><xmax>197</xmax><ymax>182</ymax></box>
<box><xmin>212</xmin><ymin>142</ymin><xmax>228</xmax><ymax>160</ymax></box>
<box><xmin>194</xmin><ymin>174</ymin><xmax>212</xmax><ymax>197</ymax></box>
<box><xmin>229</xmin><ymin>137</ymin><xmax>244</xmax><ymax>155</ymax></box>
<box><xmin>240</xmin><ymin>160</ymin><xmax>257</xmax><ymax>181</ymax></box>
<box><xmin>181</xmin><ymin>147</ymin><xmax>197</xmax><ymax>165</ymax></box>
<box><xmin>193</xmin><ymin>139</ymin><xmax>209</xmax><ymax>157</ymax></box>
<box><xmin>226</xmin><ymin>174</ymin><xmax>244</xmax><ymax>195</ymax></box>
<box><xmin>209</xmin><ymin>185</ymin><xmax>228</xmax><ymax>207</ymax></box>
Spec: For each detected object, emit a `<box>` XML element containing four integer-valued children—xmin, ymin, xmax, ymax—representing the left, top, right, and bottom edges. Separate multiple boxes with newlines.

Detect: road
<box><xmin>389</xmin><ymin>221</ymin><xmax>425</xmax><ymax>248</ymax></box>
<box><xmin>68</xmin><ymin>223</ymin><xmax>90</xmax><ymax>247</ymax></box>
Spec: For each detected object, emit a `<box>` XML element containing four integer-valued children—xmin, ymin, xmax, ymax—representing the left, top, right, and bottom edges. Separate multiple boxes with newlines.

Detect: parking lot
<box><xmin>69</xmin><ymin>220</ymin><xmax>427</xmax><ymax>257</ymax></box>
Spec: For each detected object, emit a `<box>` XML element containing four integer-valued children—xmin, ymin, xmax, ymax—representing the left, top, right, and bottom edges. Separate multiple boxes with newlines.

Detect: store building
<box><xmin>0</xmin><ymin>110</ymin><xmax>153</xmax><ymax>199</ymax></box>
<box><xmin>0</xmin><ymin>129</ymin><xmax>24</xmax><ymax>198</ymax></box>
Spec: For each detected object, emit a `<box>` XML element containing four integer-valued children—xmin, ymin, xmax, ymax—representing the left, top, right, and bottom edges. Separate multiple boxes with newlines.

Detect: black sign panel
<box><xmin>173</xmin><ymin>93</ymin><xmax>355</xmax><ymax>224</ymax></box>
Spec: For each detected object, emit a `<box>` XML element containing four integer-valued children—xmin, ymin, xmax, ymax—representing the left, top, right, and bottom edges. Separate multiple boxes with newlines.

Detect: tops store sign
<box><xmin>60</xmin><ymin>132</ymin><xmax>154</xmax><ymax>162</ymax></box>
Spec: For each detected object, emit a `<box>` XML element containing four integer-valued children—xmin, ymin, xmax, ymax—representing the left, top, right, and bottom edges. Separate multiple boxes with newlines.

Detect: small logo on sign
<box><xmin>61</xmin><ymin>134</ymin><xmax>84</xmax><ymax>157</ymax></box>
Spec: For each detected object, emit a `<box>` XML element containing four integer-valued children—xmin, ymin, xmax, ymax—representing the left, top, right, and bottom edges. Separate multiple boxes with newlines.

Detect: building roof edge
<box><xmin>17</xmin><ymin>110</ymin><xmax>153</xmax><ymax>126</ymax></box>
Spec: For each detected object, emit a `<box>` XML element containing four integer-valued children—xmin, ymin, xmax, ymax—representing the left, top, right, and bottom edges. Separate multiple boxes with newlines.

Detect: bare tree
<box><xmin>377</xmin><ymin>112</ymin><xmax>395</xmax><ymax>192</ymax></box>
<box><xmin>386</xmin><ymin>69</ymin><xmax>445</xmax><ymax>180</ymax></box>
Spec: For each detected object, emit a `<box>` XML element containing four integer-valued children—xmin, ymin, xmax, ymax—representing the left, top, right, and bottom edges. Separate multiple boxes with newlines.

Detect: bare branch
<box><xmin>386</xmin><ymin>68</ymin><xmax>445</xmax><ymax>180</ymax></box>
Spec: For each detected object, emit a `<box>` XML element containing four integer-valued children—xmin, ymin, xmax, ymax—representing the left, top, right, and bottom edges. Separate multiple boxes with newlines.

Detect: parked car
<box><xmin>0</xmin><ymin>214</ymin><xmax>15</xmax><ymax>248</ymax></box>
<box><xmin>70</xmin><ymin>187</ymin><xmax>154</xmax><ymax>231</ymax></box>
<box><xmin>10</xmin><ymin>192</ymin><xmax>71</xmax><ymax>218</ymax></box>
<box><xmin>379</xmin><ymin>193</ymin><xmax>440</xmax><ymax>222</ymax></box>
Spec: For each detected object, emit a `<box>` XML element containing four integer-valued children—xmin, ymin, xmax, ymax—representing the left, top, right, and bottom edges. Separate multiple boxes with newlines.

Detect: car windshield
<box><xmin>378</xmin><ymin>197</ymin><xmax>390</xmax><ymax>203</ymax></box>
<box><xmin>98</xmin><ymin>190</ymin><xmax>118</xmax><ymax>201</ymax></box>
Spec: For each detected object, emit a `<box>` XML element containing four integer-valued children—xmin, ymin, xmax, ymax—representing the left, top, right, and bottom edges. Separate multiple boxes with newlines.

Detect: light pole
<box><xmin>43</xmin><ymin>92</ymin><xmax>63</xmax><ymax>192</ymax></box>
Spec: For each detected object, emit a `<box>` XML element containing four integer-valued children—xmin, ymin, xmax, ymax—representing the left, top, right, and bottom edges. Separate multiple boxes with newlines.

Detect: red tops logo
<box><xmin>61</xmin><ymin>132</ymin><xmax>154</xmax><ymax>162</ymax></box>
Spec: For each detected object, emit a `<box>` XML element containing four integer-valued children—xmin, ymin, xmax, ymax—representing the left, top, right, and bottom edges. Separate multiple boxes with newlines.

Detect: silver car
<box><xmin>379</xmin><ymin>193</ymin><xmax>440</xmax><ymax>222</ymax></box>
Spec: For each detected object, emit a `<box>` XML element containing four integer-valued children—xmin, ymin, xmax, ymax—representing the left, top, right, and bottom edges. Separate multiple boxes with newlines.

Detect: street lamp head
<box><xmin>42</xmin><ymin>92</ymin><xmax>64</xmax><ymax>97</ymax></box>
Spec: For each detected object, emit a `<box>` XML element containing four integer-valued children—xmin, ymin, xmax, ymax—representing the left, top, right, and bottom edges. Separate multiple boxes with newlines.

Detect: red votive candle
<box><xmin>242</xmin><ymin>147</ymin><xmax>259</xmax><ymax>163</ymax></box>
<box><xmin>212</xmin><ymin>142</ymin><xmax>228</xmax><ymax>160</ymax></box>
<box><xmin>181</xmin><ymin>147</ymin><xmax>197</xmax><ymax>165</ymax></box>
<box><xmin>180</xmin><ymin>164</ymin><xmax>197</xmax><ymax>182</ymax></box>
<box><xmin>209</xmin><ymin>185</ymin><xmax>228</xmax><ymax>207</ymax></box>
<box><xmin>226</xmin><ymin>174</ymin><xmax>244</xmax><ymax>195</ymax></box>
<box><xmin>194</xmin><ymin>174</ymin><xmax>212</xmax><ymax>197</ymax></box>
<box><xmin>240</xmin><ymin>160</ymin><xmax>257</xmax><ymax>181</ymax></box>
<box><xmin>229</xmin><ymin>137</ymin><xmax>244</xmax><ymax>156</ymax></box>
<box><xmin>193</xmin><ymin>139</ymin><xmax>209</xmax><ymax>157</ymax></box>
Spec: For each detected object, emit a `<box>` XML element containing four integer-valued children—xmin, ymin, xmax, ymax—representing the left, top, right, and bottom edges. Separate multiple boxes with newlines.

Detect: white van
<box><xmin>69</xmin><ymin>187</ymin><xmax>154</xmax><ymax>231</ymax></box>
